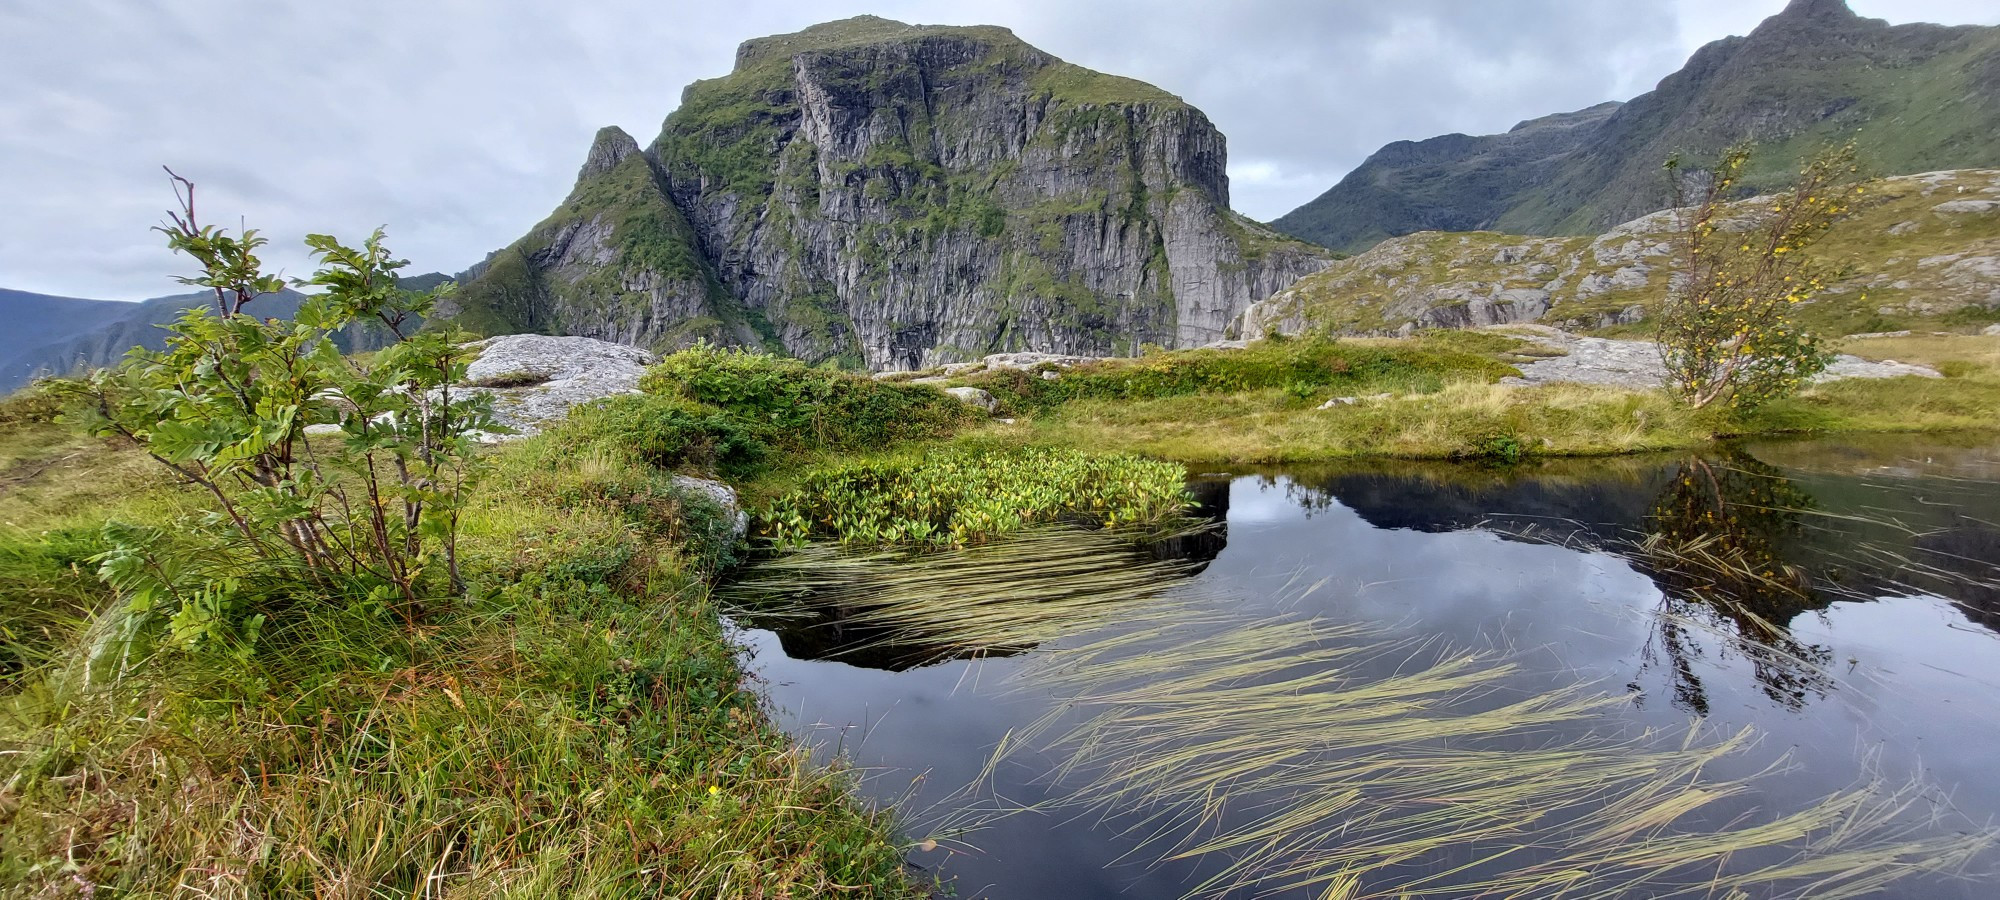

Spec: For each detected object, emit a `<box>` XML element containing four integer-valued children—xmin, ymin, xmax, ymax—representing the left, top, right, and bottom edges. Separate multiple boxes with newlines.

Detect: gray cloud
<box><xmin>2</xmin><ymin>0</ymin><xmax>1992</xmax><ymax>300</ymax></box>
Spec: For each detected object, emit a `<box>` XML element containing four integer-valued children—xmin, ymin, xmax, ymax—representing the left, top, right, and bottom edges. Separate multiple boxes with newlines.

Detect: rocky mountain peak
<box><xmin>731</xmin><ymin>16</ymin><xmax>1026</xmax><ymax>72</ymax></box>
<box><xmin>579</xmin><ymin>126</ymin><xmax>641</xmax><ymax>180</ymax></box>
<box><xmin>1775</xmin><ymin>0</ymin><xmax>1859</xmax><ymax>23</ymax></box>
<box><xmin>452</xmin><ymin>17</ymin><xmax>1331</xmax><ymax>371</ymax></box>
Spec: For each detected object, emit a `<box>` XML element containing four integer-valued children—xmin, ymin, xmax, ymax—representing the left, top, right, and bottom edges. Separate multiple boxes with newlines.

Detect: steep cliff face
<box><xmin>453</xmin><ymin>17</ymin><xmax>1330</xmax><ymax>370</ymax></box>
<box><xmin>1275</xmin><ymin>0</ymin><xmax>2000</xmax><ymax>253</ymax></box>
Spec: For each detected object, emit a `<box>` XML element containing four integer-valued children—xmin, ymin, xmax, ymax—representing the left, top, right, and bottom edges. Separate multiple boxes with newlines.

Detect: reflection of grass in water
<box><xmin>721</xmin><ymin>526</ymin><xmax>1211</xmax><ymax>664</ymax></box>
<box><xmin>750</xmin><ymin>528</ymin><xmax>1995</xmax><ymax>898</ymax></box>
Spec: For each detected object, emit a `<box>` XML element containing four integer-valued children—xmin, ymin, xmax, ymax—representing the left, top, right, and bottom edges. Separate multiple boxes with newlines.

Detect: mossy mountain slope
<box><xmin>444</xmin><ymin>127</ymin><xmax>757</xmax><ymax>351</ymax></box>
<box><xmin>451</xmin><ymin>16</ymin><xmax>1331</xmax><ymax>370</ymax></box>
<box><xmin>1244</xmin><ymin>169</ymin><xmax>2000</xmax><ymax>339</ymax></box>
<box><xmin>1273</xmin><ymin>0</ymin><xmax>2000</xmax><ymax>253</ymax></box>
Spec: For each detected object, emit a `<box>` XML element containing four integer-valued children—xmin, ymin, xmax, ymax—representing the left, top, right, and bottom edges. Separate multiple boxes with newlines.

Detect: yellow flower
<box><xmin>708</xmin><ymin>784</ymin><xmax>721</xmax><ymax>796</ymax></box>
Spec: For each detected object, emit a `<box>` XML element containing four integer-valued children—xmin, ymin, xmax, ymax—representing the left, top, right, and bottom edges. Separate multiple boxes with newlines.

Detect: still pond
<box><xmin>731</xmin><ymin>434</ymin><xmax>2000</xmax><ymax>899</ymax></box>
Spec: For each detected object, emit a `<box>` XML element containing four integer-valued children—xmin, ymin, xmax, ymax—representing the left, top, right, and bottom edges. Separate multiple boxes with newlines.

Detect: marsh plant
<box><xmin>1005</xmin><ymin>615</ymin><xmax>1991</xmax><ymax>899</ymax></box>
<box><xmin>758</xmin><ymin>447</ymin><xmax>1193</xmax><ymax>548</ymax></box>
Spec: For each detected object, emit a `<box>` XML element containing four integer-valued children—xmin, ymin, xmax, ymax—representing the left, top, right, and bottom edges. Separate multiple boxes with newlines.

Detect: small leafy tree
<box><xmin>1656</xmin><ymin>143</ymin><xmax>1863</xmax><ymax>409</ymax></box>
<box><xmin>64</xmin><ymin>171</ymin><xmax>497</xmax><ymax>651</ymax></box>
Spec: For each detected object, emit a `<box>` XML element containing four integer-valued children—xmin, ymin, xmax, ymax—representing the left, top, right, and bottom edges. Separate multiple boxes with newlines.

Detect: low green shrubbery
<box><xmin>563</xmin><ymin>394</ymin><xmax>775</xmax><ymax>480</ymax></box>
<box><xmin>0</xmin><ymin>383</ymin><xmax>64</xmax><ymax>427</ymax></box>
<box><xmin>760</xmin><ymin>446</ymin><xmax>1192</xmax><ymax>548</ymax></box>
<box><xmin>642</xmin><ymin>343</ymin><xmax>974</xmax><ymax>454</ymax></box>
<box><xmin>959</xmin><ymin>335</ymin><xmax>1517</xmax><ymax>414</ymax></box>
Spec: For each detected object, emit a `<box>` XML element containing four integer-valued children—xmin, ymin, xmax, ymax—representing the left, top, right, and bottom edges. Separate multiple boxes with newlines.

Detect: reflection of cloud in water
<box><xmin>734</xmin><ymin>440</ymin><xmax>2000</xmax><ymax>899</ymax></box>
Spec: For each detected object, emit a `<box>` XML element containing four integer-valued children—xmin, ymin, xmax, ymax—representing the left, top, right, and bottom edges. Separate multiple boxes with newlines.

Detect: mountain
<box><xmin>1273</xmin><ymin>0</ymin><xmax>2000</xmax><ymax>253</ymax></box>
<box><xmin>1</xmin><ymin>290</ymin><xmax>309</xmax><ymax>393</ymax></box>
<box><xmin>446</xmin><ymin>16</ymin><xmax>1332</xmax><ymax>370</ymax></box>
<box><xmin>1241</xmin><ymin>168</ymin><xmax>2000</xmax><ymax>338</ymax></box>
<box><xmin>0</xmin><ymin>289</ymin><xmax>133</xmax><ymax>367</ymax></box>
<box><xmin>1</xmin><ymin>274</ymin><xmax>453</xmax><ymax>394</ymax></box>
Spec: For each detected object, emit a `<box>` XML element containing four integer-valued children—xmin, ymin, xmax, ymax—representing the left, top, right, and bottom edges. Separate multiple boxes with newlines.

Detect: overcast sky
<box><xmin>3</xmin><ymin>0</ymin><xmax>1993</xmax><ymax>301</ymax></box>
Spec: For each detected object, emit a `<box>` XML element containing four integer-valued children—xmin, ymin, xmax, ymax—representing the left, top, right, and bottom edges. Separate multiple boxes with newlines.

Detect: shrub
<box><xmin>0</xmin><ymin>383</ymin><xmax>65</xmax><ymax>426</ymax></box>
<box><xmin>642</xmin><ymin>343</ymin><xmax>974</xmax><ymax>453</ymax></box>
<box><xmin>54</xmin><ymin>174</ymin><xmax>498</xmax><ymax>649</ymax></box>
<box><xmin>1656</xmin><ymin>144</ymin><xmax>1859</xmax><ymax>409</ymax></box>
<box><xmin>564</xmin><ymin>394</ymin><xmax>772</xmax><ymax>479</ymax></box>
<box><xmin>759</xmin><ymin>446</ymin><xmax>1192</xmax><ymax>548</ymax></box>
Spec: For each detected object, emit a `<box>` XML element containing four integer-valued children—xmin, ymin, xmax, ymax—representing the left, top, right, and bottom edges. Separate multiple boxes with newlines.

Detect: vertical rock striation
<box><xmin>452</xmin><ymin>17</ymin><xmax>1331</xmax><ymax>370</ymax></box>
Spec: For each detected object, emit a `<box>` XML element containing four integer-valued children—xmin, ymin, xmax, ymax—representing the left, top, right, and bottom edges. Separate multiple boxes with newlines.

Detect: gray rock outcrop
<box><xmin>671</xmin><ymin>474</ymin><xmax>749</xmax><ymax>541</ymax></box>
<box><xmin>461</xmin><ymin>334</ymin><xmax>656</xmax><ymax>437</ymax></box>
<box><xmin>1495</xmin><ymin>327</ymin><xmax>1941</xmax><ymax>388</ymax></box>
<box><xmin>1243</xmin><ymin>169</ymin><xmax>2000</xmax><ymax>338</ymax></box>
<box><xmin>944</xmin><ymin>386</ymin><xmax>999</xmax><ymax>413</ymax></box>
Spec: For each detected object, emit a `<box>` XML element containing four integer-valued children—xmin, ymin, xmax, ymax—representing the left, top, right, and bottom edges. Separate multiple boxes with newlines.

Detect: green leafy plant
<box><xmin>563</xmin><ymin>394</ymin><xmax>773</xmax><ymax>479</ymax></box>
<box><xmin>58</xmin><ymin>172</ymin><xmax>498</xmax><ymax>646</ymax></box>
<box><xmin>1657</xmin><ymin>144</ymin><xmax>1860</xmax><ymax>409</ymax></box>
<box><xmin>759</xmin><ymin>447</ymin><xmax>1191</xmax><ymax>548</ymax></box>
<box><xmin>643</xmin><ymin>341</ymin><xmax>973</xmax><ymax>453</ymax></box>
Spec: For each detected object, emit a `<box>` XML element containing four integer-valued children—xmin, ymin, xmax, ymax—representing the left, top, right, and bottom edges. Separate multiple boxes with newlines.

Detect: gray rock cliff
<box><xmin>452</xmin><ymin>17</ymin><xmax>1331</xmax><ymax>370</ymax></box>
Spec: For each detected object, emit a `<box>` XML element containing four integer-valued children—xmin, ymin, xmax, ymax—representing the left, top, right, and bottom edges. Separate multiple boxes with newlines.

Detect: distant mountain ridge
<box><xmin>1273</xmin><ymin>0</ymin><xmax>2000</xmax><ymax>253</ymax></box>
<box><xmin>0</xmin><ymin>289</ymin><xmax>133</xmax><ymax>368</ymax></box>
<box><xmin>1243</xmin><ymin>169</ymin><xmax>2000</xmax><ymax>340</ymax></box>
<box><xmin>1</xmin><ymin>274</ymin><xmax>452</xmax><ymax>394</ymax></box>
<box><xmin>446</xmin><ymin>16</ymin><xmax>1332</xmax><ymax>370</ymax></box>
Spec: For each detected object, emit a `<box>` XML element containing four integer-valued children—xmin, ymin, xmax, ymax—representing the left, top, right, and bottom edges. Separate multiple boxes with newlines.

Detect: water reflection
<box><xmin>726</xmin><ymin>511</ymin><xmax>1227</xmax><ymax>671</ymax></box>
<box><xmin>1275</xmin><ymin>443</ymin><xmax>2000</xmax><ymax>715</ymax></box>
<box><xmin>734</xmin><ymin>437</ymin><xmax>2000</xmax><ymax>899</ymax></box>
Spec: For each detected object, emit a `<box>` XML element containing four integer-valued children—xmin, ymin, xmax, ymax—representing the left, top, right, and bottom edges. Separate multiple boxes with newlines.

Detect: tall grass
<box><xmin>0</xmin><ymin>415</ymin><xmax>929</xmax><ymax>897</ymax></box>
<box><xmin>1004</xmin><ymin>615</ymin><xmax>1993</xmax><ymax>898</ymax></box>
<box><xmin>724</xmin><ymin>525</ymin><xmax>1212</xmax><ymax>665</ymax></box>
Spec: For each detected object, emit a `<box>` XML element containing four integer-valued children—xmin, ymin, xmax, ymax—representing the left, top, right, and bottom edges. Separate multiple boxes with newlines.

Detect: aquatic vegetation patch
<box><xmin>758</xmin><ymin>447</ymin><xmax>1193</xmax><ymax>548</ymax></box>
<box><xmin>758</xmin><ymin>521</ymin><xmax>1997</xmax><ymax>898</ymax></box>
<box><xmin>996</xmin><ymin>615</ymin><xmax>1997</xmax><ymax>899</ymax></box>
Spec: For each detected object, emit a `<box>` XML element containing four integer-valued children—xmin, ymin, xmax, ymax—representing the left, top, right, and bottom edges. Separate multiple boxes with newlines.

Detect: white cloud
<box><xmin>1</xmin><ymin>0</ymin><xmax>1992</xmax><ymax>300</ymax></box>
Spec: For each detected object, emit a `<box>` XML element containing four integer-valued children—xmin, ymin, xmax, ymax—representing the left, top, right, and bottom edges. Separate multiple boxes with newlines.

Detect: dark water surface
<box><xmin>733</xmin><ymin>434</ymin><xmax>2000</xmax><ymax>899</ymax></box>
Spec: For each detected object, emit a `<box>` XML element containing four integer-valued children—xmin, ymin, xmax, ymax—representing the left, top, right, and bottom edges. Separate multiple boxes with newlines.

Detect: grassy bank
<box><xmin>941</xmin><ymin>332</ymin><xmax>2000</xmax><ymax>464</ymax></box>
<box><xmin>3</xmin><ymin>329</ymin><xmax>1995</xmax><ymax>895</ymax></box>
<box><xmin>0</xmin><ymin>377</ymin><xmax>934</xmax><ymax>897</ymax></box>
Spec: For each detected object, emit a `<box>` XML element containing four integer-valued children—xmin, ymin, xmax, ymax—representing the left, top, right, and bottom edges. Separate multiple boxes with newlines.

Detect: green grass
<box><xmin>956</xmin><ymin>333</ymin><xmax>1521</xmax><ymax>416</ymax></box>
<box><xmin>955</xmin><ymin>334</ymin><xmax>2000</xmax><ymax>464</ymax></box>
<box><xmin>0</xmin><ymin>398</ymin><xmax>930</xmax><ymax>897</ymax></box>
